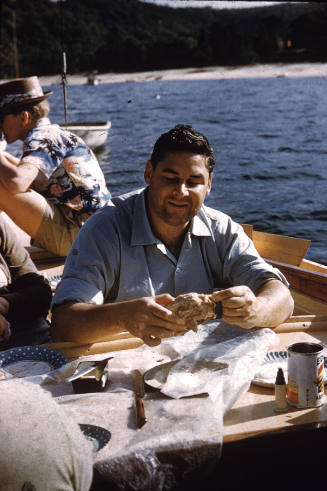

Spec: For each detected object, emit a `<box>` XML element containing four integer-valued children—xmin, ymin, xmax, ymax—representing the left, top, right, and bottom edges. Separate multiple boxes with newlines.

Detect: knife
<box><xmin>67</xmin><ymin>357</ymin><xmax>113</xmax><ymax>382</ymax></box>
<box><xmin>133</xmin><ymin>369</ymin><xmax>147</xmax><ymax>428</ymax></box>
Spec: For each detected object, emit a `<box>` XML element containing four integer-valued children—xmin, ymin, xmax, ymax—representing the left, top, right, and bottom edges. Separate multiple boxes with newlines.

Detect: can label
<box><xmin>287</xmin><ymin>342</ymin><xmax>325</xmax><ymax>408</ymax></box>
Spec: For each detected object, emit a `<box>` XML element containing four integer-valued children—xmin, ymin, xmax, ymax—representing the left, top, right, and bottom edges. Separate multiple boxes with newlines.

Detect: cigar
<box><xmin>133</xmin><ymin>370</ymin><xmax>147</xmax><ymax>428</ymax></box>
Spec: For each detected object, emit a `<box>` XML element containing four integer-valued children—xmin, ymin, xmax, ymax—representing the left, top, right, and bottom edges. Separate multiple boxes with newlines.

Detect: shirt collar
<box><xmin>131</xmin><ymin>189</ymin><xmax>211</xmax><ymax>245</ymax></box>
<box><xmin>131</xmin><ymin>189</ymin><xmax>160</xmax><ymax>246</ymax></box>
<box><xmin>190</xmin><ymin>211</ymin><xmax>212</xmax><ymax>237</ymax></box>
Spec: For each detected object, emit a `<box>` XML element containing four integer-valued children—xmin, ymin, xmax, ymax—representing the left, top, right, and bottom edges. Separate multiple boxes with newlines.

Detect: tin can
<box><xmin>287</xmin><ymin>342</ymin><xmax>325</xmax><ymax>408</ymax></box>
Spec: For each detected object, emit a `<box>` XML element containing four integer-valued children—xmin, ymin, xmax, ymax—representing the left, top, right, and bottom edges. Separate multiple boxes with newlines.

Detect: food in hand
<box><xmin>167</xmin><ymin>292</ymin><xmax>216</xmax><ymax>332</ymax></box>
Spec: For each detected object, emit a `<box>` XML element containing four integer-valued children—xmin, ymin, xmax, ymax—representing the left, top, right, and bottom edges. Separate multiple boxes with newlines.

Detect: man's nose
<box><xmin>174</xmin><ymin>182</ymin><xmax>189</xmax><ymax>196</ymax></box>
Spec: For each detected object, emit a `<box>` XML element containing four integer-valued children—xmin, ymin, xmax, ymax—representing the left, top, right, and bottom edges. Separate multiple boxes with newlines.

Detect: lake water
<box><xmin>9</xmin><ymin>74</ymin><xmax>327</xmax><ymax>265</ymax></box>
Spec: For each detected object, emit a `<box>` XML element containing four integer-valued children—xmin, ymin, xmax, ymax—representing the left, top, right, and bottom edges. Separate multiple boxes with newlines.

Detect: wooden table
<box><xmin>48</xmin><ymin>327</ymin><xmax>327</xmax><ymax>445</ymax></box>
<box><xmin>223</xmin><ymin>330</ymin><xmax>327</xmax><ymax>442</ymax></box>
<box><xmin>216</xmin><ymin>330</ymin><xmax>327</xmax><ymax>491</ymax></box>
<box><xmin>45</xmin><ymin>327</ymin><xmax>327</xmax><ymax>490</ymax></box>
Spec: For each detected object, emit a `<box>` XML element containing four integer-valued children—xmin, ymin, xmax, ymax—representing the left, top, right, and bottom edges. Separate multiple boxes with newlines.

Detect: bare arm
<box><xmin>0</xmin><ymin>152</ymin><xmax>38</xmax><ymax>193</ymax></box>
<box><xmin>212</xmin><ymin>279</ymin><xmax>294</xmax><ymax>329</ymax></box>
<box><xmin>51</xmin><ymin>294</ymin><xmax>188</xmax><ymax>347</ymax></box>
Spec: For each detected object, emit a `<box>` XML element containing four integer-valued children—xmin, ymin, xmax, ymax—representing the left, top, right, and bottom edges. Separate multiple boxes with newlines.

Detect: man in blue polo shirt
<box><xmin>51</xmin><ymin>124</ymin><xmax>293</xmax><ymax>346</ymax></box>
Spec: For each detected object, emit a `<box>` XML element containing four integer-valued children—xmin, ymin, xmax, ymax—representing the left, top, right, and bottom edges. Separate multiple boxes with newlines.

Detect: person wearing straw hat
<box><xmin>0</xmin><ymin>76</ymin><xmax>110</xmax><ymax>257</ymax></box>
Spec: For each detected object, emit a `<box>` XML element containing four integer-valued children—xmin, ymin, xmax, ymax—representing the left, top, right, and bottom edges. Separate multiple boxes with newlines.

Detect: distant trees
<box><xmin>208</xmin><ymin>20</ymin><xmax>257</xmax><ymax>66</ymax></box>
<box><xmin>286</xmin><ymin>8</ymin><xmax>327</xmax><ymax>61</ymax></box>
<box><xmin>0</xmin><ymin>0</ymin><xmax>326</xmax><ymax>79</ymax></box>
<box><xmin>253</xmin><ymin>15</ymin><xmax>283</xmax><ymax>63</ymax></box>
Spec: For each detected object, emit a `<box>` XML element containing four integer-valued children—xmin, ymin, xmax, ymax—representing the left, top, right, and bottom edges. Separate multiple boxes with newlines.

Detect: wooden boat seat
<box><xmin>242</xmin><ymin>223</ymin><xmax>310</xmax><ymax>266</ymax></box>
<box><xmin>241</xmin><ymin>223</ymin><xmax>327</xmax><ymax>314</ymax></box>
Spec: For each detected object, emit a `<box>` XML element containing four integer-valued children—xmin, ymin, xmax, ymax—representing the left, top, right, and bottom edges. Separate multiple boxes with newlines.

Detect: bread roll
<box><xmin>167</xmin><ymin>292</ymin><xmax>216</xmax><ymax>331</ymax></box>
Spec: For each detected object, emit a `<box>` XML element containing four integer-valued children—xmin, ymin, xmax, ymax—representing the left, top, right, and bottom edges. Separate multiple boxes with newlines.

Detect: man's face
<box><xmin>144</xmin><ymin>151</ymin><xmax>212</xmax><ymax>229</ymax></box>
<box><xmin>0</xmin><ymin>112</ymin><xmax>25</xmax><ymax>144</ymax></box>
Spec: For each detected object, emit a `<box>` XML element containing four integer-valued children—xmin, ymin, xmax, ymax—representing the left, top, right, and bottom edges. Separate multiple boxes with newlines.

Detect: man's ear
<box><xmin>20</xmin><ymin>111</ymin><xmax>31</xmax><ymax>127</ymax></box>
<box><xmin>205</xmin><ymin>172</ymin><xmax>212</xmax><ymax>197</ymax></box>
<box><xmin>144</xmin><ymin>160</ymin><xmax>153</xmax><ymax>184</ymax></box>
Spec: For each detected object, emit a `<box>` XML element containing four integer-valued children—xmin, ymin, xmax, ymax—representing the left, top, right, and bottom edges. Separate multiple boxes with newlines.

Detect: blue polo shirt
<box><xmin>52</xmin><ymin>188</ymin><xmax>288</xmax><ymax>308</ymax></box>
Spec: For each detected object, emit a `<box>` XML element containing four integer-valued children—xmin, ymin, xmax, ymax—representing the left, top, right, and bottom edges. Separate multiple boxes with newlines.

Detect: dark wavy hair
<box><xmin>150</xmin><ymin>124</ymin><xmax>215</xmax><ymax>172</ymax></box>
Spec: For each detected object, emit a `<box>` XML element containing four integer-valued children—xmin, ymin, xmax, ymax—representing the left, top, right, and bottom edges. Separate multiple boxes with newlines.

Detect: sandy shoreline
<box><xmin>39</xmin><ymin>62</ymin><xmax>327</xmax><ymax>86</ymax></box>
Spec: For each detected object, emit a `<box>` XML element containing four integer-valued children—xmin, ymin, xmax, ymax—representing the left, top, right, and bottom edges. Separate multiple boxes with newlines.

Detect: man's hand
<box><xmin>51</xmin><ymin>294</ymin><xmax>188</xmax><ymax>345</ymax></box>
<box><xmin>212</xmin><ymin>280</ymin><xmax>293</xmax><ymax>329</ymax></box>
<box><xmin>120</xmin><ymin>294</ymin><xmax>188</xmax><ymax>346</ymax></box>
<box><xmin>212</xmin><ymin>286</ymin><xmax>264</xmax><ymax>329</ymax></box>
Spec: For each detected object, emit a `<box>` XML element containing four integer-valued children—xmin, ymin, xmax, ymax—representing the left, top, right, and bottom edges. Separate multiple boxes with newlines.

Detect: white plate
<box><xmin>144</xmin><ymin>360</ymin><xmax>180</xmax><ymax>391</ymax></box>
<box><xmin>252</xmin><ymin>351</ymin><xmax>327</xmax><ymax>388</ymax></box>
<box><xmin>0</xmin><ymin>346</ymin><xmax>67</xmax><ymax>378</ymax></box>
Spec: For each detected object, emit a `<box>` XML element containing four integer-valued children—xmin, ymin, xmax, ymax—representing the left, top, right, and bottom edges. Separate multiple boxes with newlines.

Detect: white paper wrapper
<box><xmin>155</xmin><ymin>322</ymin><xmax>278</xmax><ymax>414</ymax></box>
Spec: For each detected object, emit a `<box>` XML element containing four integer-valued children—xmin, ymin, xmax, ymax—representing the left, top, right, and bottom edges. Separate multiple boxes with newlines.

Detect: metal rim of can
<box><xmin>287</xmin><ymin>342</ymin><xmax>323</xmax><ymax>355</ymax></box>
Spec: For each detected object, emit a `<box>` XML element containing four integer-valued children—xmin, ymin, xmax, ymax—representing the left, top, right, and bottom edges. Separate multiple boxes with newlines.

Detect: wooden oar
<box><xmin>284</xmin><ymin>315</ymin><xmax>327</xmax><ymax>323</ymax></box>
<box><xmin>274</xmin><ymin>315</ymin><xmax>327</xmax><ymax>333</ymax></box>
<box><xmin>42</xmin><ymin>333</ymin><xmax>143</xmax><ymax>360</ymax></box>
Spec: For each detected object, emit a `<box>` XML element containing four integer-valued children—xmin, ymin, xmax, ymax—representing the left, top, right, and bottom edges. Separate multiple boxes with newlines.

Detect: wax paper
<box><xmin>153</xmin><ymin>321</ymin><xmax>279</xmax><ymax>413</ymax></box>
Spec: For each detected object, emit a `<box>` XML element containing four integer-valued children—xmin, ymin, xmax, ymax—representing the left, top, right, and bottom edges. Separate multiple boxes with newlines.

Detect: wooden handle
<box><xmin>135</xmin><ymin>396</ymin><xmax>147</xmax><ymax>428</ymax></box>
<box><xmin>274</xmin><ymin>320</ymin><xmax>327</xmax><ymax>333</ymax></box>
<box><xmin>284</xmin><ymin>315</ymin><xmax>327</xmax><ymax>323</ymax></box>
<box><xmin>133</xmin><ymin>370</ymin><xmax>147</xmax><ymax>428</ymax></box>
<box><xmin>41</xmin><ymin>334</ymin><xmax>143</xmax><ymax>360</ymax></box>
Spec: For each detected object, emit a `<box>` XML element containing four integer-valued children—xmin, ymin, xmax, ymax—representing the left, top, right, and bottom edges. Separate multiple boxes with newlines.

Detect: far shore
<box><xmin>38</xmin><ymin>62</ymin><xmax>327</xmax><ymax>86</ymax></box>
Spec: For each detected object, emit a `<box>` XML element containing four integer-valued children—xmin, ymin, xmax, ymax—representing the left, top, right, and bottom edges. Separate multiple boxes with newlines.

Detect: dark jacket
<box><xmin>0</xmin><ymin>216</ymin><xmax>52</xmax><ymax>345</ymax></box>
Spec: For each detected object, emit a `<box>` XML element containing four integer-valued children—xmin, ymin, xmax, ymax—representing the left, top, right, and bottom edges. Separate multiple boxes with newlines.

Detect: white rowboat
<box><xmin>60</xmin><ymin>121</ymin><xmax>111</xmax><ymax>149</ymax></box>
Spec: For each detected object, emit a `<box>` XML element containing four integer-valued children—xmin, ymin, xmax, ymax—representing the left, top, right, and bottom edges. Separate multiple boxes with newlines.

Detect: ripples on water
<box><xmin>9</xmin><ymin>74</ymin><xmax>327</xmax><ymax>264</ymax></box>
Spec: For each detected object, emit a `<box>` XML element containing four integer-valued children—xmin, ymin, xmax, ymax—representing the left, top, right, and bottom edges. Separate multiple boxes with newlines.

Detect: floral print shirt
<box><xmin>20</xmin><ymin>118</ymin><xmax>110</xmax><ymax>212</ymax></box>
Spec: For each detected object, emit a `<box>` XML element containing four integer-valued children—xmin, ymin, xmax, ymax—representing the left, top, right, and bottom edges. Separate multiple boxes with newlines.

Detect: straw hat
<box><xmin>0</xmin><ymin>76</ymin><xmax>52</xmax><ymax>114</ymax></box>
